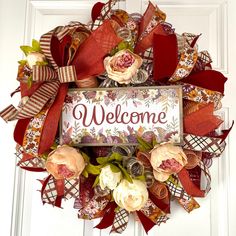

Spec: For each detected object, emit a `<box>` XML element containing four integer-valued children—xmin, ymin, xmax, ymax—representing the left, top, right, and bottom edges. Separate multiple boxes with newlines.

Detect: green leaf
<box><xmin>152</xmin><ymin>138</ymin><xmax>158</xmax><ymax>147</ymax></box>
<box><xmin>137</xmin><ymin>137</ymin><xmax>153</xmax><ymax>151</ymax></box>
<box><xmin>108</xmin><ymin>152</ymin><xmax>123</xmax><ymax>162</ymax></box>
<box><xmin>116</xmin><ymin>163</ymin><xmax>133</xmax><ymax>183</ymax></box>
<box><xmin>114</xmin><ymin>206</ymin><xmax>121</xmax><ymax>212</ymax></box>
<box><xmin>50</xmin><ymin>143</ymin><xmax>58</xmax><ymax>150</ymax></box>
<box><xmin>86</xmin><ymin>163</ymin><xmax>100</xmax><ymax>175</ymax></box>
<box><xmin>32</xmin><ymin>39</ymin><xmax>41</xmax><ymax>52</ymax></box>
<box><xmin>92</xmin><ymin>175</ymin><xmax>100</xmax><ymax>188</ymax></box>
<box><xmin>18</xmin><ymin>60</ymin><xmax>27</xmax><ymax>65</ymax></box>
<box><xmin>36</xmin><ymin>61</ymin><xmax>48</xmax><ymax>66</ymax></box>
<box><xmin>82</xmin><ymin>169</ymin><xmax>89</xmax><ymax>178</ymax></box>
<box><xmin>27</xmin><ymin>75</ymin><xmax>33</xmax><ymax>88</ymax></box>
<box><xmin>20</xmin><ymin>45</ymin><xmax>34</xmax><ymax>56</ymax></box>
<box><xmin>96</xmin><ymin>156</ymin><xmax>109</xmax><ymax>165</ymax></box>
<box><xmin>81</xmin><ymin>152</ymin><xmax>90</xmax><ymax>163</ymax></box>
<box><xmin>135</xmin><ymin>175</ymin><xmax>146</xmax><ymax>181</ymax></box>
<box><xmin>117</xmin><ymin>41</ymin><xmax>128</xmax><ymax>51</ymax></box>
<box><xmin>108</xmin><ymin>163</ymin><xmax>121</xmax><ymax>173</ymax></box>
<box><xmin>40</xmin><ymin>153</ymin><xmax>48</xmax><ymax>160</ymax></box>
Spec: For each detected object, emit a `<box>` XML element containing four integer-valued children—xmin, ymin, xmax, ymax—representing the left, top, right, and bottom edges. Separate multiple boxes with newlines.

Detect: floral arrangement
<box><xmin>0</xmin><ymin>0</ymin><xmax>233</xmax><ymax>234</ymax></box>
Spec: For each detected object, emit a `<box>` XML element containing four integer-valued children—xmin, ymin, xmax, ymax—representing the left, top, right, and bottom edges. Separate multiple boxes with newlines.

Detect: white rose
<box><xmin>99</xmin><ymin>165</ymin><xmax>122</xmax><ymax>190</ymax></box>
<box><xmin>26</xmin><ymin>52</ymin><xmax>46</xmax><ymax>69</ymax></box>
<box><xmin>113</xmin><ymin>179</ymin><xmax>148</xmax><ymax>212</ymax></box>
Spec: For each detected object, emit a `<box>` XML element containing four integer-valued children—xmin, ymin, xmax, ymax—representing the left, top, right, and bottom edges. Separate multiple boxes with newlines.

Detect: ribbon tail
<box><xmin>149</xmin><ymin>191</ymin><xmax>170</xmax><ymax>214</ymax></box>
<box><xmin>178</xmin><ymin>168</ymin><xmax>205</xmax><ymax>197</ymax></box>
<box><xmin>95</xmin><ymin>202</ymin><xmax>117</xmax><ymax>229</ymax></box>
<box><xmin>110</xmin><ymin>208</ymin><xmax>129</xmax><ymax>234</ymax></box>
<box><xmin>136</xmin><ymin>211</ymin><xmax>156</xmax><ymax>234</ymax></box>
<box><xmin>38</xmin><ymin>83</ymin><xmax>68</xmax><ymax>154</ymax></box>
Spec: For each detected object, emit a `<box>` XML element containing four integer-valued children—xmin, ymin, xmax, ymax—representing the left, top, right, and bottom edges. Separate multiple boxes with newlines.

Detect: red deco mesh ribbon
<box><xmin>135</xmin><ymin>2</ymin><xmax>166</xmax><ymax>54</ymax></box>
<box><xmin>71</xmin><ymin>19</ymin><xmax>121</xmax><ymax>80</ymax></box>
<box><xmin>184</xmin><ymin>103</ymin><xmax>223</xmax><ymax>136</ymax></box>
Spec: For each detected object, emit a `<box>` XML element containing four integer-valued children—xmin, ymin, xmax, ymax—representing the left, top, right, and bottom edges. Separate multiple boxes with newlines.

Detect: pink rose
<box><xmin>150</xmin><ymin>143</ymin><xmax>187</xmax><ymax>182</ymax></box>
<box><xmin>104</xmin><ymin>49</ymin><xmax>142</xmax><ymax>84</ymax></box>
<box><xmin>45</xmin><ymin>145</ymin><xmax>85</xmax><ymax>180</ymax></box>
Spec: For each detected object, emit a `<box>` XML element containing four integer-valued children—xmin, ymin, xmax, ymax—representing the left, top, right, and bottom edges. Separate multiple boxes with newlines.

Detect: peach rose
<box><xmin>104</xmin><ymin>49</ymin><xmax>142</xmax><ymax>84</ymax></box>
<box><xmin>150</xmin><ymin>143</ymin><xmax>187</xmax><ymax>182</ymax></box>
<box><xmin>45</xmin><ymin>145</ymin><xmax>85</xmax><ymax>180</ymax></box>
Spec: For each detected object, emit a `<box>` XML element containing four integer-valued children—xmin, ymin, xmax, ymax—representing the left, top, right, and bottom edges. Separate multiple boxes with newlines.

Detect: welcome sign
<box><xmin>60</xmin><ymin>86</ymin><xmax>183</xmax><ymax>146</ymax></box>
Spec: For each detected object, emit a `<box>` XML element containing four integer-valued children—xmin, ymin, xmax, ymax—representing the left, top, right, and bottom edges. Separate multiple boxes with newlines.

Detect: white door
<box><xmin>0</xmin><ymin>0</ymin><xmax>236</xmax><ymax>236</ymax></box>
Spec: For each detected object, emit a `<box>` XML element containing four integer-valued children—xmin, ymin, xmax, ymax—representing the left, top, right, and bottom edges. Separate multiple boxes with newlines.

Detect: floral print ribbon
<box><xmin>169</xmin><ymin>46</ymin><xmax>198</xmax><ymax>82</ymax></box>
<box><xmin>181</xmin><ymin>82</ymin><xmax>223</xmax><ymax>108</ymax></box>
<box><xmin>22</xmin><ymin>98</ymin><xmax>55</xmax><ymax>156</ymax></box>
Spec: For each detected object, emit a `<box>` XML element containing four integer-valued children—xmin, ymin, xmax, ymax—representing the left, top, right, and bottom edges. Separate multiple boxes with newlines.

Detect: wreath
<box><xmin>0</xmin><ymin>0</ymin><xmax>233</xmax><ymax>234</ymax></box>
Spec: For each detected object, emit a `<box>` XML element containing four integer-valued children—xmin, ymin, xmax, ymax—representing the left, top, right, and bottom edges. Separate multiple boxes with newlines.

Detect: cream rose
<box><xmin>26</xmin><ymin>52</ymin><xmax>46</xmax><ymax>69</ymax></box>
<box><xmin>45</xmin><ymin>145</ymin><xmax>85</xmax><ymax>180</ymax></box>
<box><xmin>150</xmin><ymin>143</ymin><xmax>187</xmax><ymax>182</ymax></box>
<box><xmin>104</xmin><ymin>49</ymin><xmax>142</xmax><ymax>84</ymax></box>
<box><xmin>99</xmin><ymin>165</ymin><xmax>122</xmax><ymax>190</ymax></box>
<box><xmin>113</xmin><ymin>179</ymin><xmax>148</xmax><ymax>212</ymax></box>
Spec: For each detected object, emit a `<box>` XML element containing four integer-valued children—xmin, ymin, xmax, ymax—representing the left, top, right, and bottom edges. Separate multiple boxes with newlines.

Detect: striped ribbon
<box><xmin>1</xmin><ymin>22</ymin><xmax>82</xmax><ymax>122</ymax></box>
<box><xmin>32</xmin><ymin>65</ymin><xmax>77</xmax><ymax>83</ymax></box>
<box><xmin>40</xmin><ymin>28</ymin><xmax>60</xmax><ymax>70</ymax></box>
<box><xmin>0</xmin><ymin>81</ymin><xmax>60</xmax><ymax>122</ymax></box>
<box><xmin>56</xmin><ymin>21</ymin><xmax>88</xmax><ymax>41</ymax></box>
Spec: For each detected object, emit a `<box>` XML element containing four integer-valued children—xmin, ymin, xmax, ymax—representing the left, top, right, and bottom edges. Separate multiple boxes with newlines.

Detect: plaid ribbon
<box><xmin>41</xmin><ymin>175</ymin><xmax>80</xmax><ymax>206</ymax></box>
<box><xmin>183</xmin><ymin>32</ymin><xmax>200</xmax><ymax>47</ymax></box>
<box><xmin>15</xmin><ymin>145</ymin><xmax>45</xmax><ymax>171</ymax></box>
<box><xmin>165</xmin><ymin>176</ymin><xmax>191</xmax><ymax>201</ymax></box>
<box><xmin>0</xmin><ymin>81</ymin><xmax>60</xmax><ymax>122</ymax></box>
<box><xmin>198</xmin><ymin>161</ymin><xmax>211</xmax><ymax>194</ymax></box>
<box><xmin>64</xmin><ymin>178</ymin><xmax>80</xmax><ymax>199</ymax></box>
<box><xmin>89</xmin><ymin>0</ymin><xmax>118</xmax><ymax>30</ymax></box>
<box><xmin>183</xmin><ymin>133</ymin><xmax>226</xmax><ymax>155</ymax></box>
<box><xmin>166</xmin><ymin>175</ymin><xmax>200</xmax><ymax>213</ymax></box>
<box><xmin>193</xmin><ymin>50</ymin><xmax>212</xmax><ymax>72</ymax></box>
<box><xmin>139</xmin><ymin>47</ymin><xmax>153</xmax><ymax>71</ymax></box>
<box><xmin>41</xmin><ymin>175</ymin><xmax>59</xmax><ymax>206</ymax></box>
<box><xmin>111</xmin><ymin>208</ymin><xmax>129</xmax><ymax>234</ymax></box>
